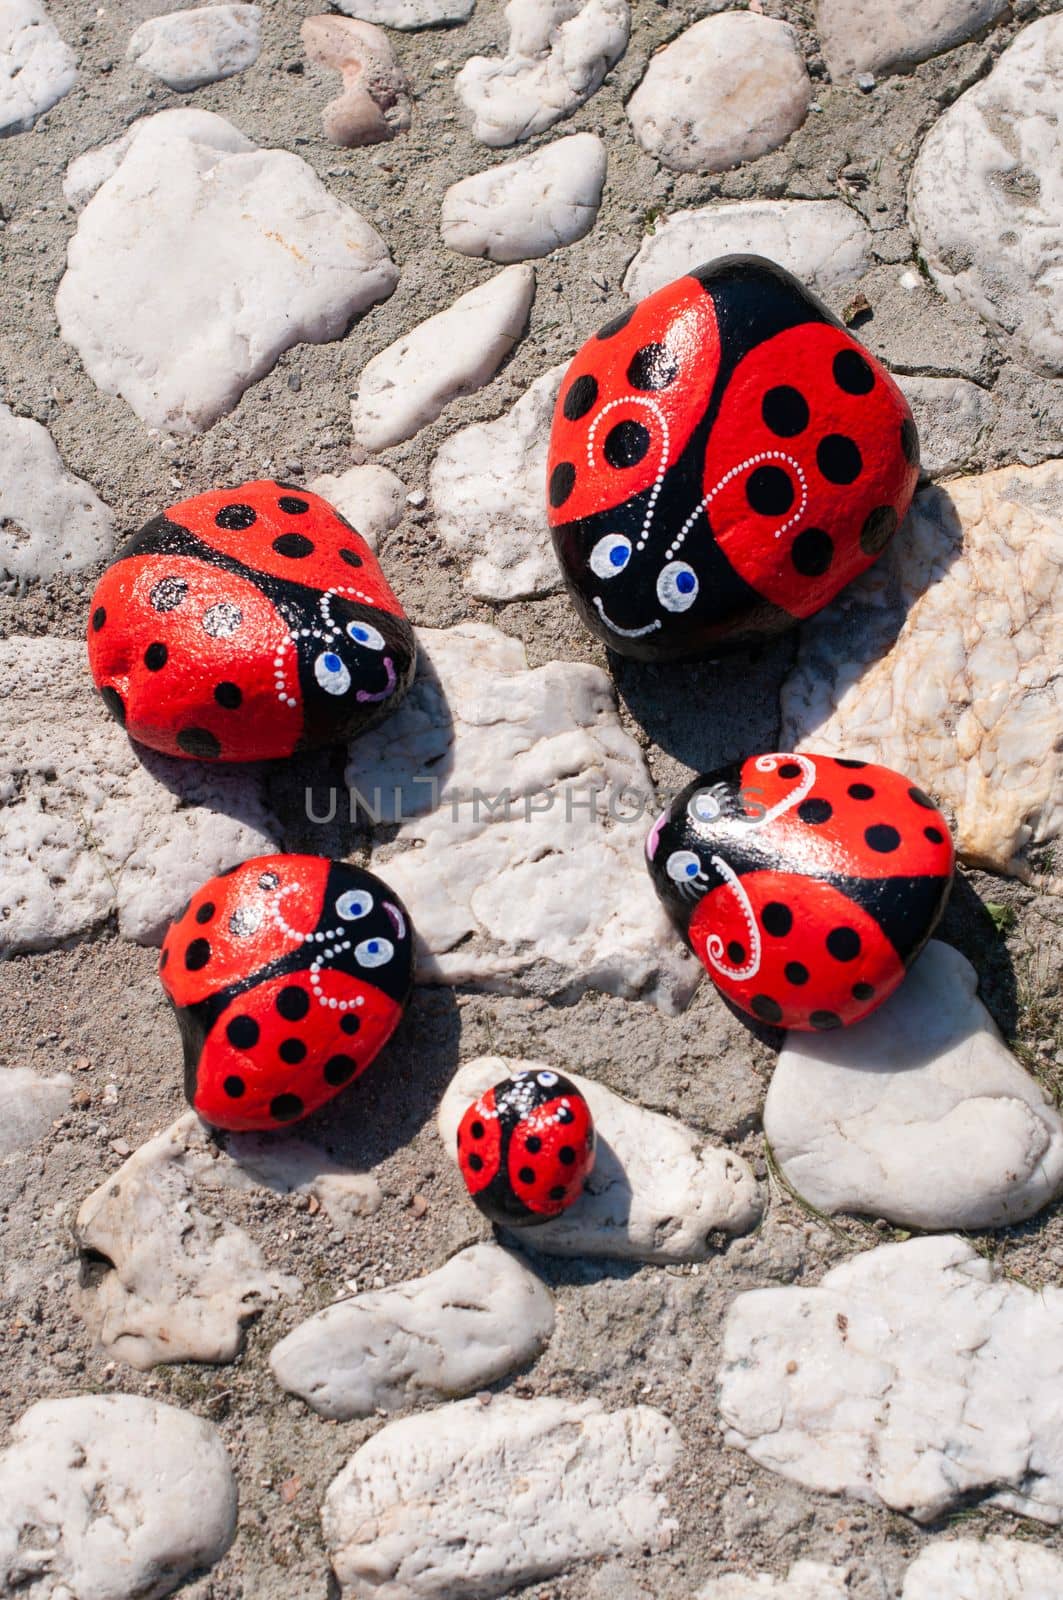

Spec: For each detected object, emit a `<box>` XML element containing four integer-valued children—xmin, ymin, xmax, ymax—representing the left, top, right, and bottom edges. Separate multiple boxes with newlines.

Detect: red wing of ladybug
<box><xmin>457</xmin><ymin>1091</ymin><xmax>504</xmax><ymax>1197</ymax></box>
<box><xmin>700</xmin><ymin>324</ymin><xmax>919</xmax><ymax>617</ymax></box>
<box><xmin>506</xmin><ymin>1093</ymin><xmax>595</xmax><ymax>1218</ymax></box>
<box><xmin>547</xmin><ymin>278</ymin><xmax>721</xmax><ymax>528</ymax></box>
<box><xmin>164</xmin><ymin>481</ymin><xmax>405</xmax><ymax>616</ymax></box>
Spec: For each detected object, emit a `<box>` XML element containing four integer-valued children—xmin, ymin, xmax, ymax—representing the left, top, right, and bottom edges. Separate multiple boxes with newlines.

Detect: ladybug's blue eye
<box><xmin>590</xmin><ymin>534</ymin><xmax>632</xmax><ymax>579</ymax></box>
<box><xmin>346</xmin><ymin>620</ymin><xmax>385</xmax><ymax>651</ymax></box>
<box><xmin>666</xmin><ymin>850</ymin><xmax>701</xmax><ymax>883</ymax></box>
<box><xmin>314</xmin><ymin>651</ymin><xmax>351</xmax><ymax>695</ymax></box>
<box><xmin>337</xmin><ymin>889</ymin><xmax>373</xmax><ymax>920</ymax></box>
<box><xmin>355</xmin><ymin>936</ymin><xmax>393</xmax><ymax>968</ymax></box>
<box><xmin>657</xmin><ymin>561</ymin><xmax>699</xmax><ymax>612</ymax></box>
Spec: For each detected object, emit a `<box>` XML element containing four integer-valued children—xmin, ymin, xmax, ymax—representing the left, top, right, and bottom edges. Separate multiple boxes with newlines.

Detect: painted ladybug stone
<box><xmin>457</xmin><ymin>1069</ymin><xmax>596</xmax><ymax>1227</ymax></box>
<box><xmin>87</xmin><ymin>480</ymin><xmax>415</xmax><ymax>761</ymax></box>
<box><xmin>646</xmin><ymin>753</ymin><xmax>954</xmax><ymax>1031</ymax></box>
<box><xmin>160</xmin><ymin>854</ymin><xmax>413</xmax><ymax>1131</ymax></box>
<box><xmin>547</xmin><ymin>255</ymin><xmax>920</xmax><ymax>661</ymax></box>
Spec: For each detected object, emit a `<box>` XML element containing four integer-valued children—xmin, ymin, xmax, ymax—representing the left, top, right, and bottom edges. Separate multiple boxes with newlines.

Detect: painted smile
<box><xmin>356</xmin><ymin>655</ymin><xmax>398</xmax><ymax>703</ymax></box>
<box><xmin>593</xmin><ymin>597</ymin><xmax>662</xmax><ymax>638</ymax></box>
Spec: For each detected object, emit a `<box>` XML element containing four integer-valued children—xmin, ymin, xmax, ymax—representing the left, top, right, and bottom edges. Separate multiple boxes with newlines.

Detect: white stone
<box><xmin>898</xmin><ymin>375</ymin><xmax>994</xmax><ymax>477</ymax></box>
<box><xmin>271</xmin><ymin>1243</ymin><xmax>554</xmax><ymax>1418</ymax></box>
<box><xmin>309</xmin><ymin>463</ymin><xmax>407</xmax><ymax>553</ymax></box>
<box><xmin>430</xmin><ymin>363</ymin><xmax>564</xmax><ymax>599</ymax></box>
<box><xmin>0</xmin><ymin>0</ymin><xmax>76</xmax><ymax>137</ymax></box>
<box><xmin>442</xmin><ymin>133</ymin><xmax>606</xmax><ymax>262</ymax></box>
<box><xmin>623</xmin><ymin>200</ymin><xmax>872</xmax><ymax>303</ymax></box>
<box><xmin>765</xmin><ymin>941</ymin><xmax>1063</xmax><ymax>1231</ymax></box>
<box><xmin>0</xmin><ymin>402</ymin><xmax>113</xmax><ymax>582</ymax></box>
<box><xmin>780</xmin><ymin>464</ymin><xmax>1063</xmax><ymax>892</ymax></box>
<box><xmin>62</xmin><ymin>107</ymin><xmax>248</xmax><ymax>210</ymax></box>
<box><xmin>456</xmin><ymin>0</ymin><xmax>629</xmax><ymax>148</ymax></box>
<box><xmin>819</xmin><ymin>0</ymin><xmax>1008</xmax><ymax>80</ymax></box>
<box><xmin>323</xmin><ymin>1395</ymin><xmax>679</xmax><ymax>1600</ymax></box>
<box><xmin>0</xmin><ymin>637</ymin><xmax>278</xmax><ymax>954</ymax></box>
<box><xmin>350</xmin><ymin>265</ymin><xmax>534</xmax><ymax>450</ymax></box>
<box><xmin>627</xmin><ymin>13</ymin><xmax>811</xmax><ymax>175</ymax></box>
<box><xmin>74</xmin><ymin>1113</ymin><xmax>301</xmax><ymax>1370</ymax></box>
<box><xmin>719</xmin><ymin>1234</ymin><xmax>1063</xmax><ymax>1523</ymax></box>
<box><xmin>902</xmin><ymin>1537</ymin><xmax>1063</xmax><ymax>1599</ymax></box>
<box><xmin>0</xmin><ymin>1066</ymin><xmax>71</xmax><ymax>1158</ymax></box>
<box><xmin>302</xmin><ymin>14</ymin><xmax>410</xmax><ymax>147</ymax></box>
<box><xmin>350</xmin><ymin>622</ymin><xmax>701</xmax><ymax>1012</ymax></box>
<box><xmin>698</xmin><ymin>1565</ymin><xmax>849</xmax><ymax>1600</ymax></box>
<box><xmin>439</xmin><ymin>1058</ymin><xmax>761</xmax><ymax>1260</ymax></box>
<box><xmin>197</xmin><ymin>1125</ymin><xmax>382</xmax><ymax>1229</ymax></box>
<box><xmin>0</xmin><ymin>1395</ymin><xmax>236</xmax><ymax>1599</ymax></box>
<box><xmin>127</xmin><ymin>4</ymin><xmax>260</xmax><ymax>91</ymax></box>
<box><xmin>335</xmin><ymin>0</ymin><xmax>472</xmax><ymax>25</ymax></box>
<box><xmin>56</xmin><ymin>110</ymin><xmax>397</xmax><ymax>433</ymax></box>
<box><xmin>909</xmin><ymin>16</ymin><xmax>1063</xmax><ymax>376</ymax></box>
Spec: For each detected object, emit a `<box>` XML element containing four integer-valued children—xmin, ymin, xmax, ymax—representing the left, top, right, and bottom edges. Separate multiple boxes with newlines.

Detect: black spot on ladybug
<box><xmin>273</xmin><ymin>534</ymin><xmax>314</xmax><ymax>559</ymax></box>
<box><xmin>468</xmin><ymin>1153</ymin><xmax>484</xmax><ymax>1172</ymax></box>
<box><xmin>518</xmin><ymin>1166</ymin><xmax>536</xmax><ymax>1184</ymax></box>
<box><xmin>226</xmin><ymin>1014</ymin><xmax>258</xmax><ymax>1048</ymax></box>
<box><xmin>865</xmin><ymin>824</ymin><xmax>901</xmax><ymax>853</ymax></box>
<box><xmin>324</xmin><ymin>1054</ymin><xmax>358</xmax><ymax>1086</ymax></box>
<box><xmin>214</xmin><ymin>681</ymin><xmax>242</xmax><ymax>710</ymax></box>
<box><xmin>860</xmin><ymin>505</ymin><xmax>898</xmax><ymax>556</ymax></box>
<box><xmin>563</xmin><ymin>373</ymin><xmax>598</xmax><ymax>420</ymax></box>
<box><xmin>785</xmin><ymin>961</ymin><xmax>809</xmax><ymax>985</ymax></box>
<box><xmin>604</xmin><ymin>420</ymin><xmax>651</xmax><ymax>469</ymax></box>
<box><xmin>526</xmin><ymin>1135</ymin><xmax>543</xmax><ymax>1153</ymax></box>
<box><xmin>596</xmin><ymin>306</ymin><xmax>635</xmax><ymax>340</ymax></box>
<box><xmin>144</xmin><ymin>642</ymin><xmax>168</xmax><ymax>671</ymax></box>
<box><xmin>101</xmin><ymin>687</ymin><xmax>126</xmax><ymax>726</ymax></box>
<box><xmin>751</xmin><ymin>994</ymin><xmax>783</xmax><ymax>1023</ymax></box>
<box><xmin>832</xmin><ymin>349</ymin><xmax>875</xmax><ymax>395</ymax></box>
<box><xmin>835</xmin><ymin>758</ymin><xmax>867</xmax><ymax>768</ymax></box>
<box><xmin>159</xmin><ymin>947</ymin><xmax>169</xmax><ymax>969</ymax></box>
<box><xmin>761</xmin><ymin>385</ymin><xmax>809</xmax><ymax>438</ymax></box>
<box><xmin>549</xmin><ymin>1185</ymin><xmax>566</xmax><ymax>1200</ymax></box>
<box><xmin>925</xmin><ymin>826</ymin><xmax>945</xmax><ymax>844</ymax></box>
<box><xmin>901</xmin><ymin>416</ymin><xmax>920</xmax><ymax>467</ymax></box>
<box><xmin>848</xmin><ymin>783</ymin><xmax>874</xmax><ymax>800</ymax></box>
<box><xmin>747</xmin><ymin>465</ymin><xmax>794</xmax><ymax>516</ymax></box>
<box><xmin>185</xmin><ymin>938</ymin><xmax>211</xmax><ymax>971</ymax></box>
<box><xmin>778</xmin><ymin>762</ymin><xmax>802</xmax><ymax>779</ymax></box>
<box><xmin>817</xmin><ymin>435</ymin><xmax>862</xmax><ymax>484</ymax></box>
<box><xmin>628</xmin><ymin>343</ymin><xmax>678</xmax><ymax>391</ymax></box>
<box><xmin>278</xmin><ymin>496</ymin><xmax>309</xmax><ymax>515</ymax></box>
<box><xmin>549</xmin><ymin>462</ymin><xmax>576</xmax><ymax>509</ymax></box>
<box><xmin>339</xmin><ymin>548</ymin><xmax>363</xmax><ymax>567</ymax></box>
<box><xmin>276</xmin><ymin>986</ymin><xmax>309</xmax><ymax>1021</ymax></box>
<box><xmin>827</xmin><ymin>927</ymin><xmax>861</xmax><ymax>961</ymax></box>
<box><xmin>559</xmin><ymin>1146</ymin><xmax>577</xmax><ymax>1166</ymax></box>
<box><xmin>177</xmin><ymin>727</ymin><xmax>222</xmax><ymax>759</ymax></box>
<box><xmin>853</xmin><ymin>981</ymin><xmax>875</xmax><ymax>1000</ymax></box>
<box><xmin>340</xmin><ymin>1013</ymin><xmax>361</xmax><ymax>1036</ymax></box>
<box><xmin>216</xmin><ymin>504</ymin><xmax>257</xmax><ymax>531</ymax></box>
<box><xmin>762</xmin><ymin>902</ymin><xmax>793</xmax><ymax>937</ymax></box>
<box><xmin>279</xmin><ymin>1038</ymin><xmax>306</xmax><ymax>1064</ymax></box>
<box><xmin>195</xmin><ymin>901</ymin><xmax>215</xmax><ymax>924</ymax></box>
<box><xmin>223</xmin><ymin>1075</ymin><xmax>245</xmax><ymax>1098</ymax></box>
<box><xmin>909</xmin><ymin>786</ymin><xmax>935</xmax><ymax>809</ymax></box>
<box><xmin>727</xmin><ymin>940</ymin><xmax>746</xmax><ymax>964</ymax></box>
<box><xmin>271</xmin><ymin>1093</ymin><xmax>304</xmax><ymax>1121</ymax></box>
<box><xmin>798</xmin><ymin>798</ymin><xmax>833</xmax><ymax>825</ymax></box>
<box><xmin>811</xmin><ymin>1010</ymin><xmax>843</xmax><ymax>1030</ymax></box>
<box><xmin>557</xmin><ymin>1105</ymin><xmax>575</xmax><ymax>1125</ymax></box>
<box><xmin>150</xmin><ymin>576</ymin><xmax>188</xmax><ymax>612</ymax></box>
<box><xmin>92</xmin><ymin>606</ymin><xmax>106</xmax><ymax>631</ymax></box>
<box><xmin>471</xmin><ymin>1120</ymin><xmax>485</xmax><ymax>1139</ymax></box>
<box><xmin>791</xmin><ymin>527</ymin><xmax>834</xmax><ymax>577</ymax></box>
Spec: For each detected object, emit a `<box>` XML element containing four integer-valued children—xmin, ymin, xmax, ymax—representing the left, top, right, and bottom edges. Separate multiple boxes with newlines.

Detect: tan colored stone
<box><xmin>302</xmin><ymin>15</ymin><xmax>410</xmax><ymax>147</ymax></box>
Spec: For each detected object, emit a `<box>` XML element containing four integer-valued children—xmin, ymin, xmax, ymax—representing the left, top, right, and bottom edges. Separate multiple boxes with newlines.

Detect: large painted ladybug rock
<box><xmin>159</xmin><ymin>854</ymin><xmax>413</xmax><ymax>1131</ymax></box>
<box><xmin>456</xmin><ymin>1069</ymin><xmax>596</xmax><ymax>1227</ymax></box>
<box><xmin>547</xmin><ymin>255</ymin><xmax>920</xmax><ymax>660</ymax></box>
<box><xmin>87</xmin><ymin>480</ymin><xmax>415</xmax><ymax>761</ymax></box>
<box><xmin>646</xmin><ymin>753</ymin><xmax>954</xmax><ymax>1031</ymax></box>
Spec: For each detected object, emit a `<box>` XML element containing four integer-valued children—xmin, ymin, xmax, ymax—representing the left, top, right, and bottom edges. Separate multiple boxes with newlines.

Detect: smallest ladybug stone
<box><xmin>646</xmin><ymin>752</ymin><xmax>954</xmax><ymax>1031</ymax></box>
<box><xmin>457</xmin><ymin>1070</ymin><xmax>596</xmax><ymax>1228</ymax></box>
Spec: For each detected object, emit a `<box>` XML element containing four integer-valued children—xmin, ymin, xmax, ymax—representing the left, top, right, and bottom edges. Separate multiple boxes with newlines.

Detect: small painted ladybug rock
<box><xmin>547</xmin><ymin>255</ymin><xmax>920</xmax><ymax>661</ymax></box>
<box><xmin>87</xmin><ymin>480</ymin><xmax>415</xmax><ymax>761</ymax></box>
<box><xmin>160</xmin><ymin>854</ymin><xmax>413</xmax><ymax>1131</ymax></box>
<box><xmin>456</xmin><ymin>1069</ymin><xmax>596</xmax><ymax>1227</ymax></box>
<box><xmin>646</xmin><ymin>753</ymin><xmax>954</xmax><ymax>1031</ymax></box>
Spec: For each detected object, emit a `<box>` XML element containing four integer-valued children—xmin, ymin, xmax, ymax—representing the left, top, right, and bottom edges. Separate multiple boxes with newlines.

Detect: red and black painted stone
<box><xmin>160</xmin><ymin>854</ymin><xmax>413</xmax><ymax>1132</ymax></box>
<box><xmin>646</xmin><ymin>753</ymin><xmax>954</xmax><ymax>1031</ymax></box>
<box><xmin>87</xmin><ymin>480</ymin><xmax>415</xmax><ymax>761</ymax></box>
<box><xmin>547</xmin><ymin>255</ymin><xmax>920</xmax><ymax>661</ymax></box>
<box><xmin>457</xmin><ymin>1069</ymin><xmax>596</xmax><ymax>1227</ymax></box>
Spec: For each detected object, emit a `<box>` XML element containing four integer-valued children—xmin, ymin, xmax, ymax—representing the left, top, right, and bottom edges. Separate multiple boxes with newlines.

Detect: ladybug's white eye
<box><xmin>590</xmin><ymin>534</ymin><xmax>632</xmax><ymax>580</ymax></box>
<box><xmin>346</xmin><ymin>620</ymin><xmax>385</xmax><ymax>651</ymax></box>
<box><xmin>666</xmin><ymin>850</ymin><xmax>701</xmax><ymax>884</ymax></box>
<box><xmin>355</xmin><ymin>936</ymin><xmax>393</xmax><ymax>967</ymax></box>
<box><xmin>537</xmin><ymin>1071</ymin><xmax>558</xmax><ymax>1087</ymax></box>
<box><xmin>314</xmin><ymin>650</ymin><xmax>351</xmax><ymax>695</ymax></box>
<box><xmin>337</xmin><ymin>889</ymin><xmax>373</xmax><ymax>920</ymax></box>
<box><xmin>657</xmin><ymin>561</ymin><xmax>699</xmax><ymax>612</ymax></box>
<box><xmin>689</xmin><ymin>790</ymin><xmax>720</xmax><ymax>824</ymax></box>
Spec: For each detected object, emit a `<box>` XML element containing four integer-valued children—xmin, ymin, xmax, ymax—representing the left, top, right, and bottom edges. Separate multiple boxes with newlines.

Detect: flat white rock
<box><xmin>897</xmin><ymin>375</ymin><xmax>994</xmax><ymax>477</ymax></box>
<box><xmin>56</xmin><ymin>109</ymin><xmax>397</xmax><ymax>433</ymax></box>
<box><xmin>271</xmin><ymin>1242</ymin><xmax>554</xmax><ymax>1417</ymax></box>
<box><xmin>442</xmin><ymin>132</ymin><xmax>606</xmax><ymax>262</ymax></box>
<box><xmin>439</xmin><ymin>1058</ymin><xmax>761</xmax><ymax>1260</ymax></box>
<box><xmin>62</xmin><ymin>107</ymin><xmax>249</xmax><ymax>210</ymax></box>
<box><xmin>698</xmin><ymin>1564</ymin><xmax>849</xmax><ymax>1600</ymax></box>
<box><xmin>0</xmin><ymin>1066</ymin><xmax>71</xmax><ymax>1158</ymax></box>
<box><xmin>350</xmin><ymin>264</ymin><xmax>534</xmax><ymax>450</ymax></box>
<box><xmin>127</xmin><ymin>4</ymin><xmax>261</xmax><ymax>91</ymax></box>
<box><xmin>0</xmin><ymin>402</ymin><xmax>113</xmax><ymax>581</ymax></box>
<box><xmin>624</xmin><ymin>200</ymin><xmax>872</xmax><ymax>304</ymax></box>
<box><xmin>75</xmin><ymin>1113</ymin><xmax>302</xmax><ymax>1369</ymax></box>
<box><xmin>819</xmin><ymin>0</ymin><xmax>1008</xmax><ymax>80</ymax></box>
<box><xmin>627</xmin><ymin>13</ymin><xmax>811</xmax><ymax>174</ymax></box>
<box><xmin>0</xmin><ymin>0</ymin><xmax>76</xmax><ymax>137</ymax></box>
<box><xmin>430</xmin><ymin>362</ymin><xmax>564</xmax><ymax>599</ymax></box>
<box><xmin>0</xmin><ymin>1396</ymin><xmax>236</xmax><ymax>1599</ymax></box>
<box><xmin>309</xmin><ymin>462</ymin><xmax>407</xmax><ymax>553</ymax></box>
<box><xmin>765</xmin><ymin>941</ymin><xmax>1063</xmax><ymax>1230</ymax></box>
<box><xmin>335</xmin><ymin>0</ymin><xmax>473</xmax><ymax>25</ymax></box>
<box><xmin>902</xmin><ymin>1537</ymin><xmax>1063</xmax><ymax>1598</ymax></box>
<box><xmin>780</xmin><ymin>464</ymin><xmax>1063</xmax><ymax>892</ymax></box>
<box><xmin>323</xmin><ymin>1395</ymin><xmax>679</xmax><ymax>1600</ymax></box>
<box><xmin>456</xmin><ymin>0</ymin><xmax>629</xmax><ymax>148</ymax></box>
<box><xmin>350</xmin><ymin>621</ymin><xmax>701</xmax><ymax>1012</ymax></box>
<box><xmin>719</xmin><ymin>1234</ymin><xmax>1063</xmax><ymax>1522</ymax></box>
<box><xmin>909</xmin><ymin>16</ymin><xmax>1063</xmax><ymax>375</ymax></box>
<box><xmin>0</xmin><ymin>637</ymin><xmax>278</xmax><ymax>954</ymax></box>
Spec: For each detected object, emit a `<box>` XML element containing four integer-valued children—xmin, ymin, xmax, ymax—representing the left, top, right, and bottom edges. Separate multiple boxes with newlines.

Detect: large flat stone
<box><xmin>818</xmin><ymin>0</ymin><xmax>1007</xmax><ymax>80</ymax></box>
<box><xmin>127</xmin><ymin>4</ymin><xmax>261</xmax><ymax>90</ymax></box>
<box><xmin>0</xmin><ymin>0</ymin><xmax>76</xmax><ymax>136</ymax></box>
<box><xmin>442</xmin><ymin>133</ymin><xmax>606</xmax><ymax>262</ymax></box>
<box><xmin>902</xmin><ymin>1537</ymin><xmax>1063</xmax><ymax>1598</ymax></box>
